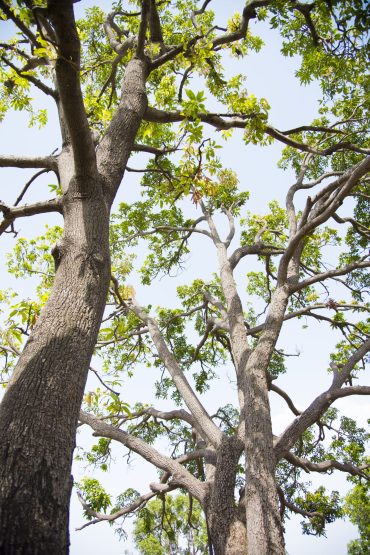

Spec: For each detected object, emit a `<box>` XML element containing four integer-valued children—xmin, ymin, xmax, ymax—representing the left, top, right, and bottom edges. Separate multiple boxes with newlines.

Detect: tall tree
<box><xmin>0</xmin><ymin>1</ymin><xmax>369</xmax><ymax>554</ymax></box>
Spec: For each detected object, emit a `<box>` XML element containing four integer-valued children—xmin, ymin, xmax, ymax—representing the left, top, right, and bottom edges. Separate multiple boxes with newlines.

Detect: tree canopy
<box><xmin>0</xmin><ymin>1</ymin><xmax>369</xmax><ymax>554</ymax></box>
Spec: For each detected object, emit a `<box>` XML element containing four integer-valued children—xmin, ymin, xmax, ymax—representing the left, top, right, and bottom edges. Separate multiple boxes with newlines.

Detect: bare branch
<box><xmin>0</xmin><ymin>198</ymin><xmax>62</xmax><ymax>236</ymax></box>
<box><xmin>270</xmin><ymin>383</ymin><xmax>301</xmax><ymax>416</ymax></box>
<box><xmin>229</xmin><ymin>244</ymin><xmax>284</xmax><ymax>270</ymax></box>
<box><xmin>89</xmin><ymin>367</ymin><xmax>120</xmax><ymax>396</ymax></box>
<box><xmin>0</xmin><ymin>155</ymin><xmax>57</xmax><ymax>171</ymax></box>
<box><xmin>132</xmin><ymin>143</ymin><xmax>178</xmax><ymax>156</ymax></box>
<box><xmin>285</xmin><ymin>451</ymin><xmax>370</xmax><ymax>480</ymax></box>
<box><xmin>292</xmin><ymin>259</ymin><xmax>370</xmax><ymax>293</ymax></box>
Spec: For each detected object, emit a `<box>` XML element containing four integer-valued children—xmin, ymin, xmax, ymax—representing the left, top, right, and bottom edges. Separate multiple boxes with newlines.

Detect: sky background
<box><xmin>0</xmin><ymin>1</ymin><xmax>368</xmax><ymax>553</ymax></box>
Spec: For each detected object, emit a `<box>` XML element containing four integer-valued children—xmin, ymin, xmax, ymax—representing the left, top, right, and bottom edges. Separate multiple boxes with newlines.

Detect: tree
<box><xmin>0</xmin><ymin>1</ymin><xmax>369</xmax><ymax>554</ymax></box>
<box><xmin>344</xmin><ymin>476</ymin><xmax>370</xmax><ymax>554</ymax></box>
<box><xmin>132</xmin><ymin>493</ymin><xmax>208</xmax><ymax>555</ymax></box>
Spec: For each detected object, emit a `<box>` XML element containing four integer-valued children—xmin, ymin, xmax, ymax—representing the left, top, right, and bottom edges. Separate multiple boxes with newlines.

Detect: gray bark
<box><xmin>205</xmin><ymin>437</ymin><xmax>247</xmax><ymax>555</ymax></box>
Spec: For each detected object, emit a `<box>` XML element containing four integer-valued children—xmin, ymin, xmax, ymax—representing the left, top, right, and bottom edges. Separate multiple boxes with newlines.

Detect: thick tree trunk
<box><xmin>0</xmin><ymin>183</ymin><xmax>111</xmax><ymax>554</ymax></box>
<box><xmin>214</xmin><ymin>242</ymin><xmax>286</xmax><ymax>554</ymax></box>
<box><xmin>205</xmin><ymin>437</ymin><xmax>247</xmax><ymax>555</ymax></box>
<box><xmin>208</xmin><ymin>517</ymin><xmax>247</xmax><ymax>555</ymax></box>
<box><xmin>244</xmin><ymin>371</ymin><xmax>285</xmax><ymax>555</ymax></box>
<box><xmin>0</xmin><ymin>48</ymin><xmax>148</xmax><ymax>552</ymax></box>
<box><xmin>243</xmin><ymin>287</ymin><xmax>289</xmax><ymax>555</ymax></box>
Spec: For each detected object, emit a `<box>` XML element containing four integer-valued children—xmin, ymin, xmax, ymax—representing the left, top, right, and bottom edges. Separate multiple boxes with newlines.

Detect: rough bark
<box><xmin>0</xmin><ymin>180</ymin><xmax>111</xmax><ymax>554</ymax></box>
<box><xmin>0</xmin><ymin>50</ymin><xmax>149</xmax><ymax>553</ymax></box>
<box><xmin>242</xmin><ymin>287</ymin><xmax>288</xmax><ymax>555</ymax></box>
<box><xmin>212</xmin><ymin>234</ymin><xmax>285</xmax><ymax>554</ymax></box>
<box><xmin>205</xmin><ymin>437</ymin><xmax>247</xmax><ymax>555</ymax></box>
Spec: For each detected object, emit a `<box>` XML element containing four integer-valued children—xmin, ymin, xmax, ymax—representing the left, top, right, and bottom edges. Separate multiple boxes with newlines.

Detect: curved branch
<box><xmin>270</xmin><ymin>383</ymin><xmax>301</xmax><ymax>416</ymax></box>
<box><xmin>274</xmin><ymin>337</ymin><xmax>370</xmax><ymax>459</ymax></box>
<box><xmin>285</xmin><ymin>451</ymin><xmax>370</xmax><ymax>480</ymax></box>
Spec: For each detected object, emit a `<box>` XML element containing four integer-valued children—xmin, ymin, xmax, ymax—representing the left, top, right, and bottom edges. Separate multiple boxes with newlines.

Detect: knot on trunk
<box><xmin>51</xmin><ymin>240</ymin><xmax>64</xmax><ymax>271</ymax></box>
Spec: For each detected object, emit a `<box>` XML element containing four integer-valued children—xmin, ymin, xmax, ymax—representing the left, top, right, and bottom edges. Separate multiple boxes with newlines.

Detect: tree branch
<box><xmin>292</xmin><ymin>259</ymin><xmax>370</xmax><ymax>293</ymax></box>
<box><xmin>145</xmin><ymin>107</ymin><xmax>370</xmax><ymax>155</ymax></box>
<box><xmin>79</xmin><ymin>411</ymin><xmax>206</xmax><ymax>501</ymax></box>
<box><xmin>274</xmin><ymin>337</ymin><xmax>370</xmax><ymax>459</ymax></box>
<box><xmin>270</xmin><ymin>383</ymin><xmax>301</xmax><ymax>416</ymax></box>
<box><xmin>0</xmin><ymin>198</ymin><xmax>62</xmax><ymax>236</ymax></box>
<box><xmin>129</xmin><ymin>301</ymin><xmax>223</xmax><ymax>448</ymax></box>
<box><xmin>285</xmin><ymin>451</ymin><xmax>370</xmax><ymax>480</ymax></box>
<box><xmin>47</xmin><ymin>0</ymin><xmax>97</xmax><ymax>179</ymax></box>
<box><xmin>0</xmin><ymin>155</ymin><xmax>57</xmax><ymax>170</ymax></box>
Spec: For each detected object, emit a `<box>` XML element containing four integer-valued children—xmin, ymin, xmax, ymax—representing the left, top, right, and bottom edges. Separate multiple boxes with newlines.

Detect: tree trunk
<box><xmin>243</xmin><ymin>371</ymin><xmax>285</xmax><ymax>555</ymax></box>
<box><xmin>207</xmin><ymin>517</ymin><xmax>247</xmax><ymax>555</ymax></box>
<box><xmin>205</xmin><ymin>437</ymin><xmax>247</xmax><ymax>555</ymax></box>
<box><xmin>243</xmin><ymin>287</ymin><xmax>289</xmax><ymax>555</ymax></box>
<box><xmin>0</xmin><ymin>46</ymin><xmax>148</xmax><ymax>552</ymax></box>
<box><xmin>0</xmin><ymin>182</ymin><xmax>111</xmax><ymax>554</ymax></box>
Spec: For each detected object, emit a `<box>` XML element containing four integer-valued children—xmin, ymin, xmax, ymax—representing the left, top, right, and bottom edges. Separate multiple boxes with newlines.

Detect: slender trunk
<box><xmin>205</xmin><ymin>437</ymin><xmax>247</xmax><ymax>555</ymax></box>
<box><xmin>215</xmin><ymin>240</ymin><xmax>286</xmax><ymax>554</ymax></box>
<box><xmin>0</xmin><ymin>183</ymin><xmax>111</xmax><ymax>554</ymax></box>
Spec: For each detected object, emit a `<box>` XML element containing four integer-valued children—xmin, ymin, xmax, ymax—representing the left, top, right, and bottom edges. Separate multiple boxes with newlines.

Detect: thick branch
<box><xmin>129</xmin><ymin>302</ymin><xmax>223</xmax><ymax>447</ymax></box>
<box><xmin>47</xmin><ymin>0</ymin><xmax>96</xmax><ymax>178</ymax></box>
<box><xmin>229</xmin><ymin>243</ymin><xmax>284</xmax><ymax>269</ymax></box>
<box><xmin>79</xmin><ymin>411</ymin><xmax>205</xmax><ymax>501</ymax></box>
<box><xmin>0</xmin><ymin>155</ymin><xmax>57</xmax><ymax>170</ymax></box>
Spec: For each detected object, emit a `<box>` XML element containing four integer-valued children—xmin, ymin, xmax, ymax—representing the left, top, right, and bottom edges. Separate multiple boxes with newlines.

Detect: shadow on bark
<box><xmin>0</xmin><ymin>327</ymin><xmax>96</xmax><ymax>555</ymax></box>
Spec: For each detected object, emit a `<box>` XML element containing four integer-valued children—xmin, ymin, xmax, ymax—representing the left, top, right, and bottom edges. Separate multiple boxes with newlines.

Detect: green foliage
<box><xmin>133</xmin><ymin>494</ymin><xmax>208</xmax><ymax>555</ymax></box>
<box><xmin>76</xmin><ymin>477</ymin><xmax>112</xmax><ymax>520</ymax></box>
<box><xmin>296</xmin><ymin>486</ymin><xmax>343</xmax><ymax>536</ymax></box>
<box><xmin>1</xmin><ymin>0</ymin><xmax>369</xmax><ymax>545</ymax></box>
<box><xmin>345</xmin><ymin>478</ymin><xmax>370</xmax><ymax>555</ymax></box>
